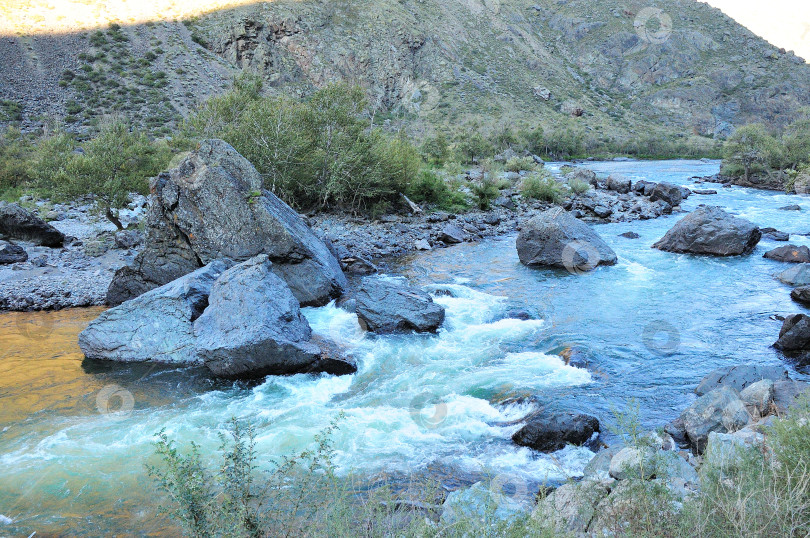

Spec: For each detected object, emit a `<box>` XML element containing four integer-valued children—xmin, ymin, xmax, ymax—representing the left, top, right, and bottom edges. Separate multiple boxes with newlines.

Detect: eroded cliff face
<box><xmin>1</xmin><ymin>0</ymin><xmax>809</xmax><ymax>139</ymax></box>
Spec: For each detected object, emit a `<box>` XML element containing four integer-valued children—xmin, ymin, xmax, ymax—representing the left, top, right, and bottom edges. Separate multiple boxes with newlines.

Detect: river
<box><xmin>1</xmin><ymin>159</ymin><xmax>808</xmax><ymax>535</ymax></box>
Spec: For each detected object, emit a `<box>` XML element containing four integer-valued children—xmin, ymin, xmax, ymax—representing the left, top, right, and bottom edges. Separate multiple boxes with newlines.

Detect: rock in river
<box><xmin>652</xmin><ymin>206</ymin><xmax>761</xmax><ymax>256</ymax></box>
<box><xmin>649</xmin><ymin>182</ymin><xmax>683</xmax><ymax>207</ymax></box>
<box><xmin>511</xmin><ymin>411</ymin><xmax>600</xmax><ymax>452</ymax></box>
<box><xmin>516</xmin><ymin>208</ymin><xmax>617</xmax><ymax>271</ymax></box>
<box><xmin>774</xmin><ymin>314</ymin><xmax>810</xmax><ymax>354</ymax></box>
<box><xmin>764</xmin><ymin>245</ymin><xmax>810</xmax><ymax>263</ymax></box>
<box><xmin>695</xmin><ymin>364</ymin><xmax>789</xmax><ymax>396</ymax></box>
<box><xmin>107</xmin><ymin>140</ymin><xmax>346</xmax><ymax>307</ymax></box>
<box><xmin>777</xmin><ymin>264</ymin><xmax>810</xmax><ymax>286</ymax></box>
<box><xmin>355</xmin><ymin>279</ymin><xmax>445</xmax><ymax>333</ymax></box>
<box><xmin>791</xmin><ymin>286</ymin><xmax>810</xmax><ymax>305</ymax></box>
<box><xmin>194</xmin><ymin>256</ymin><xmax>342</xmax><ymax>378</ymax></box>
<box><xmin>79</xmin><ymin>261</ymin><xmax>231</xmax><ymax>364</ymax></box>
<box><xmin>0</xmin><ymin>202</ymin><xmax>65</xmax><ymax>247</ymax></box>
<box><xmin>679</xmin><ymin>386</ymin><xmax>751</xmax><ymax>452</ymax></box>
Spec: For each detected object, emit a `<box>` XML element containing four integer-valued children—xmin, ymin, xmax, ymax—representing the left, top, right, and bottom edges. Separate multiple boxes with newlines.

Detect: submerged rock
<box><xmin>355</xmin><ymin>280</ymin><xmax>445</xmax><ymax>333</ymax></box>
<box><xmin>652</xmin><ymin>206</ymin><xmax>761</xmax><ymax>256</ymax></box>
<box><xmin>776</xmin><ymin>264</ymin><xmax>810</xmax><ymax>286</ymax></box>
<box><xmin>511</xmin><ymin>411</ymin><xmax>600</xmax><ymax>452</ymax></box>
<box><xmin>107</xmin><ymin>140</ymin><xmax>346</xmax><ymax>307</ymax></box>
<box><xmin>0</xmin><ymin>202</ymin><xmax>65</xmax><ymax>247</ymax></box>
<box><xmin>764</xmin><ymin>245</ymin><xmax>810</xmax><ymax>263</ymax></box>
<box><xmin>194</xmin><ymin>256</ymin><xmax>332</xmax><ymax>378</ymax></box>
<box><xmin>79</xmin><ymin>261</ymin><xmax>231</xmax><ymax>364</ymax></box>
<box><xmin>516</xmin><ymin>208</ymin><xmax>617</xmax><ymax>271</ymax></box>
<box><xmin>761</xmin><ymin>227</ymin><xmax>789</xmax><ymax>241</ymax></box>
<box><xmin>0</xmin><ymin>240</ymin><xmax>27</xmax><ymax>264</ymax></box>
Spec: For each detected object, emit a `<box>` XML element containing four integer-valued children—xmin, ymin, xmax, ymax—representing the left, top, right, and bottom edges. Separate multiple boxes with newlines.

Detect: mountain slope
<box><xmin>1</xmin><ymin>0</ymin><xmax>808</xmax><ymax>143</ymax></box>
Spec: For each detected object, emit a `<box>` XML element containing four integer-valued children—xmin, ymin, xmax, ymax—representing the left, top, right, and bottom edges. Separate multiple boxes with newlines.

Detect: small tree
<box><xmin>59</xmin><ymin>121</ymin><xmax>169</xmax><ymax>229</ymax></box>
<box><xmin>723</xmin><ymin>123</ymin><xmax>781</xmax><ymax>181</ymax></box>
<box><xmin>782</xmin><ymin>109</ymin><xmax>810</xmax><ymax>170</ymax></box>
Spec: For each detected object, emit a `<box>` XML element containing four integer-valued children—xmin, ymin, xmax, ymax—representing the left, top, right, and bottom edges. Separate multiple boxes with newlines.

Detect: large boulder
<box><xmin>649</xmin><ymin>182</ymin><xmax>683</xmax><ymax>207</ymax></box>
<box><xmin>511</xmin><ymin>411</ymin><xmax>599</xmax><ymax>452</ymax></box>
<box><xmin>79</xmin><ymin>261</ymin><xmax>231</xmax><ymax>364</ymax></box>
<box><xmin>695</xmin><ymin>364</ymin><xmax>789</xmax><ymax>396</ymax></box>
<box><xmin>679</xmin><ymin>386</ymin><xmax>751</xmax><ymax>452</ymax></box>
<box><xmin>516</xmin><ymin>208</ymin><xmax>617</xmax><ymax>271</ymax></box>
<box><xmin>652</xmin><ymin>206</ymin><xmax>761</xmax><ymax>256</ymax></box>
<box><xmin>0</xmin><ymin>202</ymin><xmax>65</xmax><ymax>247</ymax></box>
<box><xmin>355</xmin><ymin>280</ymin><xmax>445</xmax><ymax>333</ymax></box>
<box><xmin>194</xmin><ymin>256</ymin><xmax>341</xmax><ymax>378</ymax></box>
<box><xmin>0</xmin><ymin>240</ymin><xmax>27</xmax><ymax>264</ymax></box>
<box><xmin>773</xmin><ymin>314</ymin><xmax>810</xmax><ymax>353</ymax></box>
<box><xmin>534</xmin><ymin>480</ymin><xmax>610</xmax><ymax>534</ymax></box>
<box><xmin>107</xmin><ymin>140</ymin><xmax>346</xmax><ymax>307</ymax></box>
<box><xmin>764</xmin><ymin>245</ymin><xmax>810</xmax><ymax>263</ymax></box>
<box><xmin>776</xmin><ymin>264</ymin><xmax>810</xmax><ymax>286</ymax></box>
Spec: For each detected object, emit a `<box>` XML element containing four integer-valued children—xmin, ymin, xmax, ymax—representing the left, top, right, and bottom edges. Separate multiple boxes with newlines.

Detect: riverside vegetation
<box><xmin>148</xmin><ymin>399</ymin><xmax>810</xmax><ymax>537</ymax></box>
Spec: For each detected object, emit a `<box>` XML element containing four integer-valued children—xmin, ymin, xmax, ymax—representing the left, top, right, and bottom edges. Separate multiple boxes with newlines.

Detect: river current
<box><xmin>1</xmin><ymin>160</ymin><xmax>808</xmax><ymax>535</ymax></box>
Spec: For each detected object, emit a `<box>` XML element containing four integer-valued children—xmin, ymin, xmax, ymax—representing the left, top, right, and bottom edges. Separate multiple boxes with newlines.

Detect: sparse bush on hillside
<box><xmin>420</xmin><ymin>132</ymin><xmax>450</xmax><ymax>166</ymax></box>
<box><xmin>454</xmin><ymin>130</ymin><xmax>492</xmax><ymax>164</ymax></box>
<box><xmin>472</xmin><ymin>177</ymin><xmax>500</xmax><ymax>210</ymax></box>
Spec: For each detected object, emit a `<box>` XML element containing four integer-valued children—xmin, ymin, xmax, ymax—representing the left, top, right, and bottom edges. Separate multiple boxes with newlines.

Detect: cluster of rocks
<box><xmin>79</xmin><ymin>140</ymin><xmax>447</xmax><ymax>379</ymax></box>
<box><xmin>564</xmin><ymin>170</ymin><xmax>690</xmax><ymax>222</ymax></box>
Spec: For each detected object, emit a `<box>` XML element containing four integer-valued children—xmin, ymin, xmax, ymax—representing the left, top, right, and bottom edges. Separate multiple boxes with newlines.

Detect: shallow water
<box><xmin>1</xmin><ymin>160</ymin><xmax>809</xmax><ymax>535</ymax></box>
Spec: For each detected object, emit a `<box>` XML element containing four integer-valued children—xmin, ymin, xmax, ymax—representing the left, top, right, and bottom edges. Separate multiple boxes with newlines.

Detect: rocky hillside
<box><xmin>1</xmin><ymin>0</ymin><xmax>809</xmax><ymax>141</ymax></box>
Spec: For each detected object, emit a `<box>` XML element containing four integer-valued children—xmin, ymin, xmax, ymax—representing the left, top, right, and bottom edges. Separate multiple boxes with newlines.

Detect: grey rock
<box><xmin>567</xmin><ymin>168</ymin><xmax>598</xmax><ymax>186</ymax></box>
<box><xmin>776</xmin><ymin>264</ymin><xmax>810</xmax><ymax>286</ymax></box>
<box><xmin>774</xmin><ymin>314</ymin><xmax>810</xmax><ymax>353</ymax></box>
<box><xmin>619</xmin><ymin>231</ymin><xmax>640</xmax><ymax>239</ymax></box>
<box><xmin>439</xmin><ymin>224</ymin><xmax>464</xmax><ymax>244</ymax></box>
<box><xmin>740</xmin><ymin>379</ymin><xmax>775</xmax><ymax>417</ymax></box>
<box><xmin>761</xmin><ymin>227</ymin><xmax>789</xmax><ymax>241</ymax></box>
<box><xmin>516</xmin><ymin>208</ymin><xmax>617</xmax><ymax>271</ymax></box>
<box><xmin>534</xmin><ymin>480</ymin><xmax>610</xmax><ymax>534</ymax></box>
<box><xmin>692</xmin><ymin>189</ymin><xmax>718</xmax><ymax>195</ymax></box>
<box><xmin>773</xmin><ymin>380</ymin><xmax>810</xmax><ymax>415</ymax></box>
<box><xmin>583</xmin><ymin>447</ymin><xmax>620</xmax><ymax>479</ymax></box>
<box><xmin>791</xmin><ymin>286</ymin><xmax>810</xmax><ymax>304</ymax></box>
<box><xmin>0</xmin><ymin>202</ymin><xmax>65</xmax><ymax>247</ymax></box>
<box><xmin>695</xmin><ymin>364</ymin><xmax>789</xmax><ymax>396</ymax></box>
<box><xmin>107</xmin><ymin>140</ymin><xmax>346</xmax><ymax>307</ymax></box>
<box><xmin>593</xmin><ymin>205</ymin><xmax>613</xmax><ymax>218</ymax></box>
<box><xmin>79</xmin><ymin>261</ymin><xmax>231</xmax><ymax>364</ymax></box>
<box><xmin>779</xmin><ymin>204</ymin><xmax>802</xmax><ymax>211</ymax></box>
<box><xmin>652</xmin><ymin>206</ymin><xmax>761</xmax><ymax>256</ymax></box>
<box><xmin>511</xmin><ymin>411</ymin><xmax>600</xmax><ymax>452</ymax></box>
<box><xmin>680</xmin><ymin>386</ymin><xmax>751</xmax><ymax>452</ymax></box>
<box><xmin>355</xmin><ymin>280</ymin><xmax>445</xmax><ymax>333</ymax></box>
<box><xmin>114</xmin><ymin>229</ymin><xmax>143</xmax><ymax>250</ymax></box>
<box><xmin>704</xmin><ymin>430</ymin><xmax>764</xmax><ymax>471</ymax></box>
<box><xmin>0</xmin><ymin>241</ymin><xmax>27</xmax><ymax>264</ymax></box>
<box><xmin>764</xmin><ymin>245</ymin><xmax>810</xmax><ymax>263</ymax></box>
<box><xmin>194</xmin><ymin>256</ymin><xmax>331</xmax><ymax>378</ymax></box>
<box><xmin>414</xmin><ymin>239</ymin><xmax>432</xmax><ymax>251</ymax></box>
<box><xmin>441</xmin><ymin>482</ymin><xmax>528</xmax><ymax>525</ymax></box>
<box><xmin>649</xmin><ymin>182</ymin><xmax>683</xmax><ymax>207</ymax></box>
<box><xmin>609</xmin><ymin>447</ymin><xmax>656</xmax><ymax>480</ymax></box>
<box><xmin>606</xmin><ymin>174</ymin><xmax>631</xmax><ymax>194</ymax></box>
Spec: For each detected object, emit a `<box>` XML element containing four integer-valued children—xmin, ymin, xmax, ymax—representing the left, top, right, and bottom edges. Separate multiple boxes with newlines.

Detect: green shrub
<box><xmin>421</xmin><ymin>133</ymin><xmax>450</xmax><ymax>166</ymax></box>
<box><xmin>520</xmin><ymin>172</ymin><xmax>564</xmax><ymax>203</ymax></box>
<box><xmin>722</xmin><ymin>123</ymin><xmax>781</xmax><ymax>180</ymax></box>
<box><xmin>504</xmin><ymin>156</ymin><xmax>535</xmax><ymax>173</ymax></box>
<box><xmin>0</xmin><ymin>128</ymin><xmax>33</xmax><ymax>190</ymax></box>
<box><xmin>0</xmin><ymin>100</ymin><xmax>23</xmax><ymax>122</ymax></box>
<box><xmin>57</xmin><ymin>121</ymin><xmax>171</xmax><ymax>228</ymax></box>
<box><xmin>408</xmin><ymin>169</ymin><xmax>469</xmax><ymax>211</ymax></box>
<box><xmin>472</xmin><ymin>177</ymin><xmax>499</xmax><ymax>210</ymax></box>
<box><xmin>185</xmin><ymin>79</ymin><xmax>422</xmax><ymax>214</ymax></box>
<box><xmin>567</xmin><ymin>177</ymin><xmax>590</xmax><ymax>194</ymax></box>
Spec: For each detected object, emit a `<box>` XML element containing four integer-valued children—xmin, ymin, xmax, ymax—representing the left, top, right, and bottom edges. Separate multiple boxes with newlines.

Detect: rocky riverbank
<box><xmin>0</xmin><ymin>161</ymin><xmax>684</xmax><ymax>312</ymax></box>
